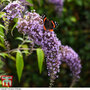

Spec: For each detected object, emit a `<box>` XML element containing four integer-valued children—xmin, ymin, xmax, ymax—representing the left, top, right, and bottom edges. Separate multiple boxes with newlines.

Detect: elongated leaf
<box><xmin>0</xmin><ymin>24</ymin><xmax>5</xmax><ymax>29</ymax></box>
<box><xmin>15</xmin><ymin>37</ymin><xmax>23</xmax><ymax>41</ymax></box>
<box><xmin>0</xmin><ymin>43</ymin><xmax>5</xmax><ymax>49</ymax></box>
<box><xmin>11</xmin><ymin>23</ymin><xmax>18</xmax><ymax>36</ymax></box>
<box><xmin>6</xmin><ymin>54</ymin><xmax>16</xmax><ymax>61</ymax></box>
<box><xmin>0</xmin><ymin>27</ymin><xmax>4</xmax><ymax>43</ymax></box>
<box><xmin>0</xmin><ymin>53</ymin><xmax>8</xmax><ymax>58</ymax></box>
<box><xmin>0</xmin><ymin>31</ymin><xmax>4</xmax><ymax>36</ymax></box>
<box><xmin>36</xmin><ymin>48</ymin><xmax>44</xmax><ymax>73</ymax></box>
<box><xmin>0</xmin><ymin>35</ymin><xmax>4</xmax><ymax>43</ymax></box>
<box><xmin>0</xmin><ymin>80</ymin><xmax>1</xmax><ymax>86</ymax></box>
<box><xmin>25</xmin><ymin>40</ymin><xmax>32</xmax><ymax>43</ymax></box>
<box><xmin>16</xmin><ymin>51</ymin><xmax>24</xmax><ymax>82</ymax></box>
<box><xmin>11</xmin><ymin>18</ymin><xmax>18</xmax><ymax>36</ymax></box>
<box><xmin>0</xmin><ymin>27</ymin><xmax>4</xmax><ymax>36</ymax></box>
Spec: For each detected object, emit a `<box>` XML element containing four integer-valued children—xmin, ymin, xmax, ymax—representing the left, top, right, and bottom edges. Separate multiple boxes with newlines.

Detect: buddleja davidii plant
<box><xmin>0</xmin><ymin>0</ymin><xmax>81</xmax><ymax>87</ymax></box>
<box><xmin>0</xmin><ymin>0</ymin><xmax>43</xmax><ymax>84</ymax></box>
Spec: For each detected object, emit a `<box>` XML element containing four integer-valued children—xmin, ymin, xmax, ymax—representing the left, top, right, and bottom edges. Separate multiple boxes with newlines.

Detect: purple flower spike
<box><xmin>17</xmin><ymin>10</ymin><xmax>62</xmax><ymax>86</ymax></box>
<box><xmin>60</xmin><ymin>45</ymin><xmax>82</xmax><ymax>80</ymax></box>
<box><xmin>42</xmin><ymin>31</ymin><xmax>62</xmax><ymax>86</ymax></box>
<box><xmin>4</xmin><ymin>1</ymin><xmax>25</xmax><ymax>19</ymax></box>
<box><xmin>2</xmin><ymin>1</ymin><xmax>25</xmax><ymax>34</ymax></box>
<box><xmin>16</xmin><ymin>10</ymin><xmax>81</xmax><ymax>86</ymax></box>
<box><xmin>48</xmin><ymin>0</ymin><xmax>64</xmax><ymax>14</ymax></box>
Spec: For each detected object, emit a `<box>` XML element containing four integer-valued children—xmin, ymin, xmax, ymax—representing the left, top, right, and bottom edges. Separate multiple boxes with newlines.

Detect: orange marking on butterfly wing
<box><xmin>49</xmin><ymin>29</ymin><xmax>53</xmax><ymax>32</ymax></box>
<box><xmin>43</xmin><ymin>26</ymin><xmax>46</xmax><ymax>30</ymax></box>
<box><xmin>43</xmin><ymin>17</ymin><xmax>47</xmax><ymax>22</ymax></box>
<box><xmin>51</xmin><ymin>20</ymin><xmax>55</xmax><ymax>28</ymax></box>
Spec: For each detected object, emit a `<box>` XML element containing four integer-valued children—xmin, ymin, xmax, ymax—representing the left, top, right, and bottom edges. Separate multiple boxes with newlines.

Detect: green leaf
<box><xmin>26</xmin><ymin>0</ymin><xmax>33</xmax><ymax>4</ymax></box>
<box><xmin>0</xmin><ymin>80</ymin><xmax>2</xmax><ymax>85</ymax></box>
<box><xmin>21</xmin><ymin>44</ymin><xmax>29</xmax><ymax>56</ymax></box>
<box><xmin>63</xmin><ymin>7</ymin><xmax>67</xmax><ymax>12</ymax></box>
<box><xmin>37</xmin><ymin>0</ymin><xmax>43</xmax><ymax>6</ymax></box>
<box><xmin>0</xmin><ymin>58</ymin><xmax>4</xmax><ymax>65</ymax></box>
<box><xmin>0</xmin><ymin>28</ymin><xmax>4</xmax><ymax>36</ymax></box>
<box><xmin>2</xmin><ymin>17</ymin><xmax>9</xmax><ymax>34</ymax></box>
<box><xmin>75</xmin><ymin>0</ymin><xmax>82</xmax><ymax>6</ymax></box>
<box><xmin>16</xmin><ymin>51</ymin><xmax>24</xmax><ymax>82</ymax></box>
<box><xmin>26</xmin><ymin>0</ymin><xmax>34</xmax><ymax>10</ymax></box>
<box><xmin>67</xmin><ymin>0</ymin><xmax>72</xmax><ymax>2</ymax></box>
<box><xmin>0</xmin><ymin>43</ymin><xmax>5</xmax><ymax>49</ymax></box>
<box><xmin>0</xmin><ymin>35</ymin><xmax>4</xmax><ymax>43</ymax></box>
<box><xmin>70</xmin><ymin>16</ymin><xmax>77</xmax><ymax>22</ymax></box>
<box><xmin>0</xmin><ymin>24</ymin><xmax>5</xmax><ymax>29</ymax></box>
<box><xmin>11</xmin><ymin>18</ymin><xmax>18</xmax><ymax>36</ymax></box>
<box><xmin>25</xmin><ymin>40</ymin><xmax>32</xmax><ymax>43</ymax></box>
<box><xmin>15</xmin><ymin>37</ymin><xmax>23</xmax><ymax>41</ymax></box>
<box><xmin>11</xmin><ymin>22</ymin><xmax>18</xmax><ymax>36</ymax></box>
<box><xmin>0</xmin><ymin>53</ymin><xmax>8</xmax><ymax>58</ymax></box>
<box><xmin>13</xmin><ymin>18</ymin><xmax>18</xmax><ymax>22</ymax></box>
<box><xmin>6</xmin><ymin>54</ymin><xmax>16</xmax><ymax>61</ymax></box>
<box><xmin>0</xmin><ymin>70</ymin><xmax>4</xmax><ymax>73</ymax></box>
<box><xmin>0</xmin><ymin>27</ymin><xmax>4</xmax><ymax>43</ymax></box>
<box><xmin>36</xmin><ymin>48</ymin><xmax>44</xmax><ymax>74</ymax></box>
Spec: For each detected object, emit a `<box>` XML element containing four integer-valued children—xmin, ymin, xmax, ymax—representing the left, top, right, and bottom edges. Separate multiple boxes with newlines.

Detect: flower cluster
<box><xmin>60</xmin><ymin>45</ymin><xmax>82</xmax><ymax>80</ymax></box>
<box><xmin>2</xmin><ymin>1</ymin><xmax>25</xmax><ymax>34</ymax></box>
<box><xmin>4</xmin><ymin>1</ymin><xmax>25</xmax><ymax>19</ymax></box>
<box><xmin>48</xmin><ymin>0</ymin><xmax>64</xmax><ymax>15</ymax></box>
<box><xmin>42</xmin><ymin>31</ymin><xmax>62</xmax><ymax>86</ymax></box>
<box><xmin>17</xmin><ymin>11</ymin><xmax>62</xmax><ymax>86</ymax></box>
<box><xmin>16</xmin><ymin>10</ymin><xmax>81</xmax><ymax>86</ymax></box>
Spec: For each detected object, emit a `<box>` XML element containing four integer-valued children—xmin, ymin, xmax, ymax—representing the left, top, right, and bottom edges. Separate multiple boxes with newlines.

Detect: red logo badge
<box><xmin>1</xmin><ymin>75</ymin><xmax>13</xmax><ymax>87</ymax></box>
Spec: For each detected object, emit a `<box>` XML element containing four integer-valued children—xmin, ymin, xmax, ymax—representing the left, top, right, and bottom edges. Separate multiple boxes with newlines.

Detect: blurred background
<box><xmin>0</xmin><ymin>0</ymin><xmax>90</xmax><ymax>87</ymax></box>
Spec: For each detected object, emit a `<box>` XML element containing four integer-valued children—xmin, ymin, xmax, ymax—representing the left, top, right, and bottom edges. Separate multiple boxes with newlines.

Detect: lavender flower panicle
<box><xmin>60</xmin><ymin>45</ymin><xmax>82</xmax><ymax>80</ymax></box>
<box><xmin>4</xmin><ymin>1</ymin><xmax>25</xmax><ymax>19</ymax></box>
<box><xmin>17</xmin><ymin>10</ymin><xmax>81</xmax><ymax>86</ymax></box>
<box><xmin>48</xmin><ymin>0</ymin><xmax>64</xmax><ymax>14</ymax></box>
<box><xmin>42</xmin><ymin>31</ymin><xmax>62</xmax><ymax>86</ymax></box>
<box><xmin>17</xmin><ymin>10</ymin><xmax>62</xmax><ymax>86</ymax></box>
<box><xmin>2</xmin><ymin>1</ymin><xmax>25</xmax><ymax>34</ymax></box>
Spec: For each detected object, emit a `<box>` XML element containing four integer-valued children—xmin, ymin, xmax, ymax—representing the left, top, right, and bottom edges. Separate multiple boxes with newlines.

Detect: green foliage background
<box><xmin>0</xmin><ymin>0</ymin><xmax>90</xmax><ymax>87</ymax></box>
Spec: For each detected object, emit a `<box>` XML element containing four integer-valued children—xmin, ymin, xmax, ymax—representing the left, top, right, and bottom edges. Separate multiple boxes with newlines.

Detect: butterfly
<box><xmin>42</xmin><ymin>15</ymin><xmax>57</xmax><ymax>32</ymax></box>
